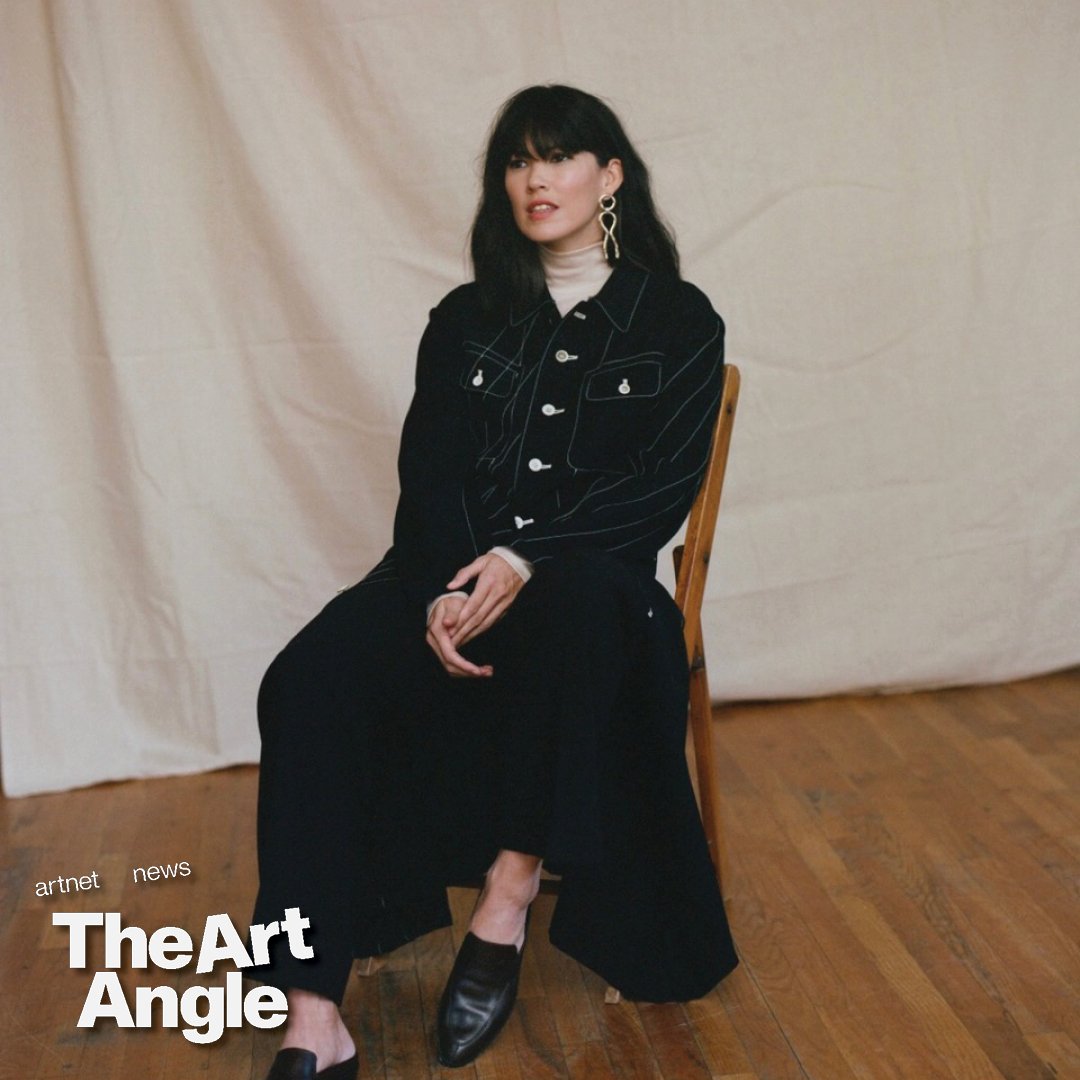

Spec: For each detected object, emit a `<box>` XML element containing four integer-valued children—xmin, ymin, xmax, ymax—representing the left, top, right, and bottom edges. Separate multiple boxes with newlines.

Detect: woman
<box><xmin>253</xmin><ymin>84</ymin><xmax>738</xmax><ymax>1080</ymax></box>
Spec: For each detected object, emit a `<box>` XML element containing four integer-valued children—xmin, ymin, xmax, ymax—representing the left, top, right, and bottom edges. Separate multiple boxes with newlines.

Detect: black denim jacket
<box><xmin>393</xmin><ymin>265</ymin><xmax>725</xmax><ymax>607</ymax></box>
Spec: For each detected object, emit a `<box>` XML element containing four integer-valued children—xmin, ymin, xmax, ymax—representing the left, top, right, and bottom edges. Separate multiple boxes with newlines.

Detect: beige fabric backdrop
<box><xmin>2</xmin><ymin>1</ymin><xmax>1078</xmax><ymax>797</ymax></box>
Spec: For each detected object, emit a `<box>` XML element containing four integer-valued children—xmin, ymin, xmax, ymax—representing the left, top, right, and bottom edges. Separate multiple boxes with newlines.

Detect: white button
<box><xmin>472</xmin><ymin>369</ymin><xmax>484</xmax><ymax>387</ymax></box>
<box><xmin>541</xmin><ymin>403</ymin><xmax>565</xmax><ymax>416</ymax></box>
<box><xmin>514</xmin><ymin>515</ymin><xmax>535</xmax><ymax>529</ymax></box>
<box><xmin>618</xmin><ymin>378</ymin><xmax>631</xmax><ymax>395</ymax></box>
<box><xmin>573</xmin><ymin>312</ymin><xmax>587</xmax><ymax>320</ymax></box>
<box><xmin>554</xmin><ymin>349</ymin><xmax>578</xmax><ymax>363</ymax></box>
<box><xmin>528</xmin><ymin>458</ymin><xmax>551</xmax><ymax>472</ymax></box>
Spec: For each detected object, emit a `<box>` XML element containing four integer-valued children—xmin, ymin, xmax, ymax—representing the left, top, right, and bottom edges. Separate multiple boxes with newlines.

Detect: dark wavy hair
<box><xmin>470</xmin><ymin>85</ymin><xmax>680</xmax><ymax>312</ymax></box>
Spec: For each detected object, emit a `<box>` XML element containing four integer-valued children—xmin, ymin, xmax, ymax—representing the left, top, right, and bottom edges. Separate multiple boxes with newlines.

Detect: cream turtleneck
<box><xmin>539</xmin><ymin>241</ymin><xmax>613</xmax><ymax>316</ymax></box>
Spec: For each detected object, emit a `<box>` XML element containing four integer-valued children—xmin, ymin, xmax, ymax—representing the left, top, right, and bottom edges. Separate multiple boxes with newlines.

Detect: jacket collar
<box><xmin>508</xmin><ymin>265</ymin><xmax>651</xmax><ymax>332</ymax></box>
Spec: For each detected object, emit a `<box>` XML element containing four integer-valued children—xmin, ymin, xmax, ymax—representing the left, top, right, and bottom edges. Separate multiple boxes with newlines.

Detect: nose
<box><xmin>526</xmin><ymin>161</ymin><xmax>549</xmax><ymax>191</ymax></box>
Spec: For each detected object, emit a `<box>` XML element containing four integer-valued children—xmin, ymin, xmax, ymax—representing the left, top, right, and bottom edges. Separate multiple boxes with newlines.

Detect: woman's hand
<box><xmin>426</xmin><ymin>595</ymin><xmax>494</xmax><ymax>678</ymax></box>
<box><xmin>445</xmin><ymin>552</ymin><xmax>526</xmax><ymax>648</ymax></box>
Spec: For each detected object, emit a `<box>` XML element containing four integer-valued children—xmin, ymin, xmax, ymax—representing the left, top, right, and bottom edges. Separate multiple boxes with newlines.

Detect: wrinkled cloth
<box><xmin>252</xmin><ymin>550</ymin><xmax>737</xmax><ymax>1003</ymax></box>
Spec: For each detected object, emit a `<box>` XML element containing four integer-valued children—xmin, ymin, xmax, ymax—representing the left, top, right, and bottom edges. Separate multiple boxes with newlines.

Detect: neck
<box><xmin>539</xmin><ymin>241</ymin><xmax>612</xmax><ymax>316</ymax></box>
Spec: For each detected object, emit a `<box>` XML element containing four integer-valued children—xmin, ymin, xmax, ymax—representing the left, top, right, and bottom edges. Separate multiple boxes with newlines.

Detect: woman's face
<box><xmin>504</xmin><ymin>142</ymin><xmax>623</xmax><ymax>252</ymax></box>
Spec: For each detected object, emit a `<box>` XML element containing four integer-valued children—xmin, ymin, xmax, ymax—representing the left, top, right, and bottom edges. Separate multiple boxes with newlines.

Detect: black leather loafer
<box><xmin>265</xmin><ymin>1048</ymin><xmax>358</xmax><ymax>1080</ymax></box>
<box><xmin>436</xmin><ymin>930</ymin><xmax>526</xmax><ymax>1067</ymax></box>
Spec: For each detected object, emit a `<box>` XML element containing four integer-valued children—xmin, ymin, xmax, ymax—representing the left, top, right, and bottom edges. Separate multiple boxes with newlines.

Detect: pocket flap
<box><xmin>462</xmin><ymin>345</ymin><xmax>520</xmax><ymax>398</ymax></box>
<box><xmin>585</xmin><ymin>358</ymin><xmax>661</xmax><ymax>402</ymax></box>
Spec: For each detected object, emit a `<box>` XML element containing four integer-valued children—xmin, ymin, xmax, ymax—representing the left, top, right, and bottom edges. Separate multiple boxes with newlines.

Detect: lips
<box><xmin>526</xmin><ymin>200</ymin><xmax>558</xmax><ymax>217</ymax></box>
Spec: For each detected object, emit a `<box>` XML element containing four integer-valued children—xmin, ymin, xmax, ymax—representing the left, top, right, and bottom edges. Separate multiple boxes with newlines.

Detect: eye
<box><xmin>549</xmin><ymin>150</ymin><xmax>572</xmax><ymax>163</ymax></box>
<box><xmin>507</xmin><ymin>155</ymin><xmax>529</xmax><ymax>170</ymax></box>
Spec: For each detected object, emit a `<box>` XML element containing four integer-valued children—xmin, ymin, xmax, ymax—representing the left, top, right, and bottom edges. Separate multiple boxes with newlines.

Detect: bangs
<box><xmin>508</xmin><ymin>118</ymin><xmax>587</xmax><ymax>160</ymax></box>
<box><xmin>490</xmin><ymin>87</ymin><xmax>611</xmax><ymax>166</ymax></box>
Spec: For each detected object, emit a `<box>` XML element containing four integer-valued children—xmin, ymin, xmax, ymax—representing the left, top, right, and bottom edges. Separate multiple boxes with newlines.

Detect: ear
<box><xmin>602</xmin><ymin>158</ymin><xmax>624</xmax><ymax>196</ymax></box>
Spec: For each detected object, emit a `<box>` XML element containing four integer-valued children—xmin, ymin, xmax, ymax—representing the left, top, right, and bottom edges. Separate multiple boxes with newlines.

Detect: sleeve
<box><xmin>495</xmin><ymin>296</ymin><xmax>724</xmax><ymax>564</ymax></box>
<box><xmin>392</xmin><ymin>290</ymin><xmax>494</xmax><ymax>608</ymax></box>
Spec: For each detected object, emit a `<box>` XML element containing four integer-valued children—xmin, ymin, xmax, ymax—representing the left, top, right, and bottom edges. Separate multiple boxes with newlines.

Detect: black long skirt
<box><xmin>251</xmin><ymin>548</ymin><xmax>737</xmax><ymax>1003</ymax></box>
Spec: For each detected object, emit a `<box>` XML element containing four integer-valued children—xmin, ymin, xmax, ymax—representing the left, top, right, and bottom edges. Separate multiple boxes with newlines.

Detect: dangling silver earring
<box><xmin>599</xmin><ymin>193</ymin><xmax>620</xmax><ymax>261</ymax></box>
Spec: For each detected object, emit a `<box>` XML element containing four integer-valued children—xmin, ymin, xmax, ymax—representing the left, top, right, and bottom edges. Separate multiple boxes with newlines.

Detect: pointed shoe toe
<box><xmin>265</xmin><ymin>1048</ymin><xmax>358</xmax><ymax>1080</ymax></box>
<box><xmin>436</xmin><ymin>931</ymin><xmax>525</xmax><ymax>1067</ymax></box>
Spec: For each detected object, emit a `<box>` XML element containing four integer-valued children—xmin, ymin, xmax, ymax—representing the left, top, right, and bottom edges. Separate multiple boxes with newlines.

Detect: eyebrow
<box><xmin>510</xmin><ymin>144</ymin><xmax>569</xmax><ymax>160</ymax></box>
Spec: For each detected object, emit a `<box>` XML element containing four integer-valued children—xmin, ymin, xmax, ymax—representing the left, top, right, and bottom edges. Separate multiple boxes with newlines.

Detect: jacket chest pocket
<box><xmin>569</xmin><ymin>356</ymin><xmax>662</xmax><ymax>473</ymax></box>
<box><xmin>461</xmin><ymin>343</ymin><xmax>521</xmax><ymax>400</ymax></box>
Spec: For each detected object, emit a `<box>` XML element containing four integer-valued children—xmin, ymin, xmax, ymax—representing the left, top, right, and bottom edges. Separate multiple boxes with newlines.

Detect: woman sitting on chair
<box><xmin>252</xmin><ymin>83</ymin><xmax>738</xmax><ymax>1079</ymax></box>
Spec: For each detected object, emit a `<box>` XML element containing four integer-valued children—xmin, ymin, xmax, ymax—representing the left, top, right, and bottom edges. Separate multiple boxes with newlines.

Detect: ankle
<box><xmin>281</xmin><ymin>990</ymin><xmax>354</xmax><ymax>1065</ymax></box>
<box><xmin>485</xmin><ymin>851</ymin><xmax>542</xmax><ymax>902</ymax></box>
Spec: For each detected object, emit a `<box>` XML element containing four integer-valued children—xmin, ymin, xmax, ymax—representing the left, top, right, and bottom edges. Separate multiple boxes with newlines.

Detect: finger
<box><xmin>429</xmin><ymin>634</ymin><xmax>473</xmax><ymax>677</ymax></box>
<box><xmin>446</xmin><ymin>557</ymin><xmax>487</xmax><ymax>591</ymax></box>
<box><xmin>429</xmin><ymin>621</ymin><xmax>491</xmax><ymax>678</ymax></box>
<box><xmin>427</xmin><ymin>597</ymin><xmax>460</xmax><ymax>632</ymax></box>
<box><xmin>427</xmin><ymin>623</ymin><xmax>461</xmax><ymax>671</ymax></box>
<box><xmin>452</xmin><ymin>591</ymin><xmax>500</xmax><ymax>643</ymax></box>
<box><xmin>445</xmin><ymin>645</ymin><xmax>493</xmax><ymax>677</ymax></box>
<box><xmin>456</xmin><ymin>594</ymin><xmax>512</xmax><ymax>647</ymax></box>
<box><xmin>453</xmin><ymin>577</ymin><xmax>495</xmax><ymax>633</ymax></box>
<box><xmin>454</xmin><ymin>574</ymin><xmax>523</xmax><ymax>644</ymax></box>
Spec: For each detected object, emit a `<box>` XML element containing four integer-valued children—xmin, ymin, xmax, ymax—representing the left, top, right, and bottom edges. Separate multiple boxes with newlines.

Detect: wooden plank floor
<box><xmin>1</xmin><ymin>667</ymin><xmax>1077</xmax><ymax>1079</ymax></box>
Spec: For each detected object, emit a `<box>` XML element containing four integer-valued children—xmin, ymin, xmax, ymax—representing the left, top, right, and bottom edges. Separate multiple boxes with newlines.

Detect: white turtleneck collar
<box><xmin>539</xmin><ymin>241</ymin><xmax>613</xmax><ymax>316</ymax></box>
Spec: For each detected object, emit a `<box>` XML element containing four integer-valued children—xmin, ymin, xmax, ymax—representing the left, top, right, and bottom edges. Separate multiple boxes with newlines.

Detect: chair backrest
<box><xmin>673</xmin><ymin>365</ymin><xmax>741</xmax><ymax>664</ymax></box>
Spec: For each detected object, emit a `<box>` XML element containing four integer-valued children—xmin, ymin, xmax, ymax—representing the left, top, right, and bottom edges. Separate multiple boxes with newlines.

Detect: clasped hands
<box><xmin>426</xmin><ymin>553</ymin><xmax>526</xmax><ymax>677</ymax></box>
